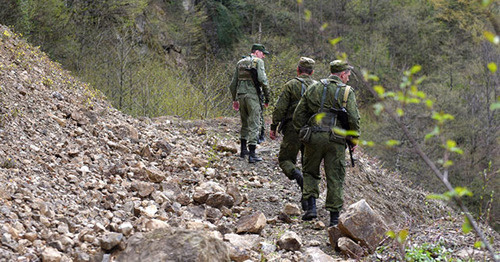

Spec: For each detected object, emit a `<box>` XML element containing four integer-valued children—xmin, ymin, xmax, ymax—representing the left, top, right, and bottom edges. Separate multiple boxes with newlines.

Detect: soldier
<box><xmin>229</xmin><ymin>44</ymin><xmax>270</xmax><ymax>163</ymax></box>
<box><xmin>293</xmin><ymin>60</ymin><xmax>360</xmax><ymax>226</ymax></box>
<box><xmin>270</xmin><ymin>57</ymin><xmax>316</xmax><ymax>210</ymax></box>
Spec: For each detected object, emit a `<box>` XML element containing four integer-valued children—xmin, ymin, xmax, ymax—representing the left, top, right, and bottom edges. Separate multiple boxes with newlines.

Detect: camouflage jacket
<box><xmin>293</xmin><ymin>75</ymin><xmax>360</xmax><ymax>135</ymax></box>
<box><xmin>271</xmin><ymin>75</ymin><xmax>316</xmax><ymax>131</ymax></box>
<box><xmin>229</xmin><ymin>55</ymin><xmax>270</xmax><ymax>103</ymax></box>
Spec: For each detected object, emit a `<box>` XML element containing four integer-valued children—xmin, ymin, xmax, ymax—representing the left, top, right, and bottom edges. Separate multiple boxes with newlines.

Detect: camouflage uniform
<box><xmin>293</xmin><ymin>61</ymin><xmax>360</xmax><ymax>218</ymax></box>
<box><xmin>271</xmin><ymin>57</ymin><xmax>316</xmax><ymax>180</ymax></box>
<box><xmin>229</xmin><ymin>45</ymin><xmax>270</xmax><ymax>148</ymax></box>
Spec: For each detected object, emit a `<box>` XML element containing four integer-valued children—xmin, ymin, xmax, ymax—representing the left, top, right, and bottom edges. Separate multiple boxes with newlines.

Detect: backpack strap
<box><xmin>342</xmin><ymin>85</ymin><xmax>351</xmax><ymax>108</ymax></box>
<box><xmin>295</xmin><ymin>77</ymin><xmax>307</xmax><ymax>96</ymax></box>
<box><xmin>319</xmin><ymin>79</ymin><xmax>329</xmax><ymax>112</ymax></box>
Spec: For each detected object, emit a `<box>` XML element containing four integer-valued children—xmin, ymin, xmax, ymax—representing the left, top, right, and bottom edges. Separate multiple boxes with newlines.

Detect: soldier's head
<box><xmin>330</xmin><ymin>60</ymin><xmax>353</xmax><ymax>83</ymax></box>
<box><xmin>297</xmin><ymin>57</ymin><xmax>315</xmax><ymax>75</ymax></box>
<box><xmin>251</xmin><ymin>44</ymin><xmax>269</xmax><ymax>59</ymax></box>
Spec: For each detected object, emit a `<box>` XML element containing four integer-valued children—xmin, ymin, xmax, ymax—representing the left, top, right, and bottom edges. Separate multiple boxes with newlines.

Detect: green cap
<box><xmin>251</xmin><ymin>44</ymin><xmax>270</xmax><ymax>54</ymax></box>
<box><xmin>330</xmin><ymin>60</ymin><xmax>353</xmax><ymax>73</ymax></box>
<box><xmin>298</xmin><ymin>57</ymin><xmax>315</xmax><ymax>69</ymax></box>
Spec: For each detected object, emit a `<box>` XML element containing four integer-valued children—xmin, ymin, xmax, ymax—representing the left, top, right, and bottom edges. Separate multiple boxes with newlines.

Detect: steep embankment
<box><xmin>0</xmin><ymin>25</ymin><xmax>498</xmax><ymax>261</ymax></box>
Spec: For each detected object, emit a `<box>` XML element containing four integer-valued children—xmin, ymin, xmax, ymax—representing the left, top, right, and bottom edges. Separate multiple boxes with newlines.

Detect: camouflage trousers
<box><xmin>278</xmin><ymin>122</ymin><xmax>303</xmax><ymax>179</ymax></box>
<box><xmin>238</xmin><ymin>93</ymin><xmax>262</xmax><ymax>145</ymax></box>
<box><xmin>302</xmin><ymin>132</ymin><xmax>346</xmax><ymax>212</ymax></box>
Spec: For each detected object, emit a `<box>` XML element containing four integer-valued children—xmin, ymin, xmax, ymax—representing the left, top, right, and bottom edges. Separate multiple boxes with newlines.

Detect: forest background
<box><xmin>1</xmin><ymin>0</ymin><xmax>498</xmax><ymax>231</ymax></box>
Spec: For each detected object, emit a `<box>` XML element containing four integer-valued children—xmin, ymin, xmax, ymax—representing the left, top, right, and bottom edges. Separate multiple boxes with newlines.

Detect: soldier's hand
<box><xmin>351</xmin><ymin>145</ymin><xmax>358</xmax><ymax>153</ymax></box>
<box><xmin>264</xmin><ymin>103</ymin><xmax>269</xmax><ymax>108</ymax></box>
<box><xmin>269</xmin><ymin>130</ymin><xmax>277</xmax><ymax>140</ymax></box>
<box><xmin>232</xmin><ymin>101</ymin><xmax>239</xmax><ymax>111</ymax></box>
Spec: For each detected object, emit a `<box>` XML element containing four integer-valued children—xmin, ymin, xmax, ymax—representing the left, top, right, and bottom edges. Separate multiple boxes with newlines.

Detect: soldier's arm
<box><xmin>271</xmin><ymin>83</ymin><xmax>292</xmax><ymax>131</ymax></box>
<box><xmin>346</xmin><ymin>89</ymin><xmax>361</xmax><ymax>134</ymax></box>
<box><xmin>229</xmin><ymin>66</ymin><xmax>238</xmax><ymax>101</ymax></box>
<box><xmin>256</xmin><ymin>59</ymin><xmax>270</xmax><ymax>103</ymax></box>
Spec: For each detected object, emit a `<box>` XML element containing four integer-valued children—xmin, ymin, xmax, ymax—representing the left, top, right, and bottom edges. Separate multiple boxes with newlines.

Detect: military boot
<box><xmin>302</xmin><ymin>197</ymin><xmax>317</xmax><ymax>221</ymax></box>
<box><xmin>240</xmin><ymin>139</ymin><xmax>249</xmax><ymax>158</ymax></box>
<box><xmin>292</xmin><ymin>169</ymin><xmax>303</xmax><ymax>190</ymax></box>
<box><xmin>258</xmin><ymin>129</ymin><xmax>265</xmax><ymax>144</ymax></box>
<box><xmin>329</xmin><ymin>211</ymin><xmax>340</xmax><ymax>227</ymax></box>
<box><xmin>248</xmin><ymin>145</ymin><xmax>262</xmax><ymax>163</ymax></box>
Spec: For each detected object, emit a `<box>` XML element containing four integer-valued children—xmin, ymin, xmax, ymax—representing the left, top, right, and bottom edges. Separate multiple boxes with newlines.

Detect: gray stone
<box><xmin>41</xmin><ymin>247</ymin><xmax>62</xmax><ymax>262</ymax></box>
<box><xmin>236</xmin><ymin>211</ymin><xmax>266</xmax><ymax>234</ymax></box>
<box><xmin>115</xmin><ymin>228</ymin><xmax>230</xmax><ymax>262</ymax></box>
<box><xmin>100</xmin><ymin>232</ymin><xmax>123</xmax><ymax>251</ymax></box>
<box><xmin>338</xmin><ymin>237</ymin><xmax>365</xmax><ymax>258</ymax></box>
<box><xmin>304</xmin><ymin>247</ymin><xmax>336</xmax><ymax>262</ymax></box>
<box><xmin>277</xmin><ymin>231</ymin><xmax>302</xmax><ymax>251</ymax></box>
<box><xmin>338</xmin><ymin>199</ymin><xmax>388</xmax><ymax>253</ymax></box>
<box><xmin>206</xmin><ymin>192</ymin><xmax>234</xmax><ymax>209</ymax></box>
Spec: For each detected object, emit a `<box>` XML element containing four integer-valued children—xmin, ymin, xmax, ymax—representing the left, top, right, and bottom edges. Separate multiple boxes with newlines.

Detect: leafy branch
<box><xmin>359</xmin><ymin>65</ymin><xmax>499</xmax><ymax>261</ymax></box>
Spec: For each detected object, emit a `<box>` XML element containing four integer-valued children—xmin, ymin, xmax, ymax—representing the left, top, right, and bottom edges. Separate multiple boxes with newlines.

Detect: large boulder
<box><xmin>338</xmin><ymin>199</ymin><xmax>389</xmax><ymax>253</ymax></box>
<box><xmin>115</xmin><ymin>228</ymin><xmax>230</xmax><ymax>262</ymax></box>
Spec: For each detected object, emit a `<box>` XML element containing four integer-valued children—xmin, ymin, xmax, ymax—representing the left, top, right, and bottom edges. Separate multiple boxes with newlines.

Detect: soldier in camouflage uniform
<box><xmin>293</xmin><ymin>60</ymin><xmax>360</xmax><ymax>226</ymax></box>
<box><xmin>229</xmin><ymin>44</ymin><xmax>270</xmax><ymax>163</ymax></box>
<box><xmin>270</xmin><ymin>57</ymin><xmax>316</xmax><ymax>210</ymax></box>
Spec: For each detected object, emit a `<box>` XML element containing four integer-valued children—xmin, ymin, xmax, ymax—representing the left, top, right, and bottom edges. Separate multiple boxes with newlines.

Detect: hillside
<box><xmin>0</xmin><ymin>25</ymin><xmax>498</xmax><ymax>261</ymax></box>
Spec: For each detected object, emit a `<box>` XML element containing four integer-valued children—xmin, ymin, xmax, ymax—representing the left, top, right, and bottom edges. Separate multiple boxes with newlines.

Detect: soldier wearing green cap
<box><xmin>229</xmin><ymin>44</ymin><xmax>271</xmax><ymax>163</ymax></box>
<box><xmin>270</xmin><ymin>57</ymin><xmax>317</xmax><ymax>210</ymax></box>
<box><xmin>293</xmin><ymin>59</ymin><xmax>360</xmax><ymax>226</ymax></box>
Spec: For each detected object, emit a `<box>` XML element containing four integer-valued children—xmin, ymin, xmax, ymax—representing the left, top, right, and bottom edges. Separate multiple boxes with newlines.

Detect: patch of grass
<box><xmin>405</xmin><ymin>242</ymin><xmax>454</xmax><ymax>262</ymax></box>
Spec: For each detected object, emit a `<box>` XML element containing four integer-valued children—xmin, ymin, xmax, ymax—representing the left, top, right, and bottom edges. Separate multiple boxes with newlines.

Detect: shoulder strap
<box><xmin>319</xmin><ymin>79</ymin><xmax>329</xmax><ymax>112</ymax></box>
<box><xmin>342</xmin><ymin>85</ymin><xmax>351</xmax><ymax>108</ymax></box>
<box><xmin>295</xmin><ymin>77</ymin><xmax>306</xmax><ymax>96</ymax></box>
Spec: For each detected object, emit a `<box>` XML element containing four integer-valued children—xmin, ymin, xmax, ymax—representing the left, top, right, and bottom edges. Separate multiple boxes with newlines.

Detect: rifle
<box><xmin>247</xmin><ymin>67</ymin><xmax>264</xmax><ymax>106</ymax></box>
<box><xmin>337</xmin><ymin>107</ymin><xmax>356</xmax><ymax>167</ymax></box>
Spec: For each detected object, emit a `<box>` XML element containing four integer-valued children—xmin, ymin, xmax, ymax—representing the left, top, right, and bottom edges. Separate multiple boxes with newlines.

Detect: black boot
<box><xmin>292</xmin><ymin>169</ymin><xmax>303</xmax><ymax>190</ymax></box>
<box><xmin>248</xmin><ymin>145</ymin><xmax>262</xmax><ymax>163</ymax></box>
<box><xmin>240</xmin><ymin>139</ymin><xmax>249</xmax><ymax>158</ymax></box>
<box><xmin>291</xmin><ymin>169</ymin><xmax>307</xmax><ymax>210</ymax></box>
<box><xmin>302</xmin><ymin>197</ymin><xmax>317</xmax><ymax>221</ymax></box>
<box><xmin>258</xmin><ymin>129</ymin><xmax>265</xmax><ymax>144</ymax></box>
<box><xmin>329</xmin><ymin>211</ymin><xmax>339</xmax><ymax>227</ymax></box>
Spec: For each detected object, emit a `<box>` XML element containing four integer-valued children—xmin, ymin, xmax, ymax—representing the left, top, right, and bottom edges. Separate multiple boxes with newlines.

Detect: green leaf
<box><xmin>425</xmin><ymin>126</ymin><xmax>440</xmax><ymax>140</ymax></box>
<box><xmin>491</xmin><ymin>102</ymin><xmax>500</xmax><ymax>111</ymax></box>
<box><xmin>397</xmin><ymin>229</ymin><xmax>409</xmax><ymax>243</ymax></box>
<box><xmin>484</xmin><ymin>31</ymin><xmax>499</xmax><ymax>44</ymax></box>
<box><xmin>332</xmin><ymin>127</ymin><xmax>347</xmax><ymax>136</ymax></box>
<box><xmin>474</xmin><ymin>241</ymin><xmax>484</xmax><ymax>248</ymax></box>
<box><xmin>427</xmin><ymin>194</ymin><xmax>450</xmax><ymax>201</ymax></box>
<box><xmin>396</xmin><ymin>108</ymin><xmax>404</xmax><ymax>116</ymax></box>
<box><xmin>360</xmin><ymin>140</ymin><xmax>375</xmax><ymax>147</ymax></box>
<box><xmin>415</xmin><ymin>76</ymin><xmax>426</xmax><ymax>85</ymax></box>
<box><xmin>385</xmin><ymin>140</ymin><xmax>401</xmax><ymax>147</ymax></box>
<box><xmin>410</xmin><ymin>65</ymin><xmax>422</xmax><ymax>74</ymax></box>
<box><xmin>425</xmin><ymin>99</ymin><xmax>433</xmax><ymax>108</ymax></box>
<box><xmin>329</xmin><ymin>37</ymin><xmax>342</xmax><ymax>46</ymax></box>
<box><xmin>345</xmin><ymin>130</ymin><xmax>360</xmax><ymax>136</ymax></box>
<box><xmin>320</xmin><ymin>23</ymin><xmax>328</xmax><ymax>31</ymax></box>
<box><xmin>455</xmin><ymin>187</ymin><xmax>473</xmax><ymax>197</ymax></box>
<box><xmin>374</xmin><ymin>85</ymin><xmax>385</xmax><ymax>97</ymax></box>
<box><xmin>462</xmin><ymin>216</ymin><xmax>472</xmax><ymax>234</ymax></box>
<box><xmin>373</xmin><ymin>103</ymin><xmax>384</xmax><ymax>115</ymax></box>
<box><xmin>443</xmin><ymin>160</ymin><xmax>454</xmax><ymax>167</ymax></box>
<box><xmin>386</xmin><ymin>231</ymin><xmax>396</xmax><ymax>239</ymax></box>
<box><xmin>416</xmin><ymin>91</ymin><xmax>426</xmax><ymax>99</ymax></box>
<box><xmin>446</xmin><ymin>140</ymin><xmax>456</xmax><ymax>148</ymax></box>
<box><xmin>314</xmin><ymin>112</ymin><xmax>326</xmax><ymax>124</ymax></box>
<box><xmin>481</xmin><ymin>0</ymin><xmax>491</xmax><ymax>7</ymax></box>
<box><xmin>487</xmin><ymin>62</ymin><xmax>497</xmax><ymax>73</ymax></box>
<box><xmin>297</xmin><ymin>0</ymin><xmax>303</xmax><ymax>4</ymax></box>
<box><xmin>304</xmin><ymin>9</ymin><xmax>312</xmax><ymax>22</ymax></box>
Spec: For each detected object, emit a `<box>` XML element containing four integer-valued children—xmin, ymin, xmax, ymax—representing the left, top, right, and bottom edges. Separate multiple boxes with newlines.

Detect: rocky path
<box><xmin>1</xmin><ymin>24</ymin><xmax>498</xmax><ymax>261</ymax></box>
